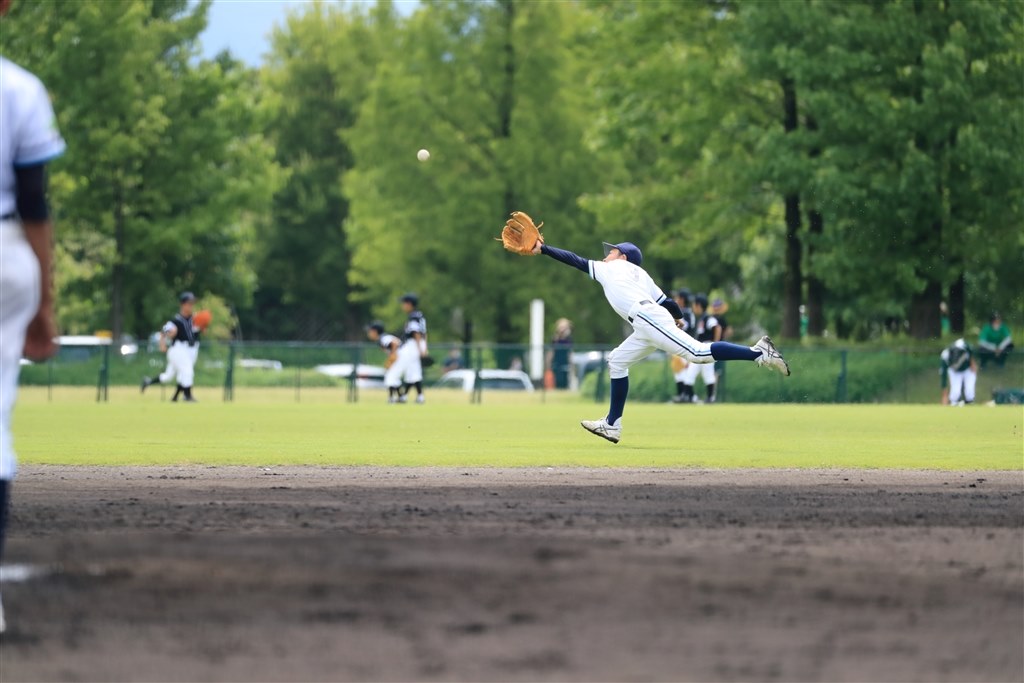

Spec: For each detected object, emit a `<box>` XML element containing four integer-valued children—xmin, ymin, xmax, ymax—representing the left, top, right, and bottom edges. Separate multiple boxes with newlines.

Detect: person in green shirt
<box><xmin>978</xmin><ymin>312</ymin><xmax>1014</xmax><ymax>369</ymax></box>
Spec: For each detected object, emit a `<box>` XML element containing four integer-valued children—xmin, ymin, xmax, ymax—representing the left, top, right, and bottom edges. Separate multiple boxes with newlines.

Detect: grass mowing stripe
<box><xmin>12</xmin><ymin>394</ymin><xmax>1023</xmax><ymax>470</ymax></box>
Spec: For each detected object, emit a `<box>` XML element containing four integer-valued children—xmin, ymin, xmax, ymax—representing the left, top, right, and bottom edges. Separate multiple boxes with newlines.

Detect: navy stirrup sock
<box><xmin>607</xmin><ymin>376</ymin><xmax>629</xmax><ymax>425</ymax></box>
<box><xmin>710</xmin><ymin>341</ymin><xmax>760</xmax><ymax>362</ymax></box>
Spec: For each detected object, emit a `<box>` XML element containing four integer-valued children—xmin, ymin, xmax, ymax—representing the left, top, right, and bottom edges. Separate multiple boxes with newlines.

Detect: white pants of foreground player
<box><xmin>0</xmin><ymin>221</ymin><xmax>40</xmax><ymax>481</ymax></box>
<box><xmin>947</xmin><ymin>368</ymin><xmax>977</xmax><ymax>405</ymax></box>
<box><xmin>385</xmin><ymin>339</ymin><xmax>423</xmax><ymax>388</ymax></box>
<box><xmin>608</xmin><ymin>302</ymin><xmax>714</xmax><ymax>380</ymax></box>
<box><xmin>160</xmin><ymin>342</ymin><xmax>197</xmax><ymax>388</ymax></box>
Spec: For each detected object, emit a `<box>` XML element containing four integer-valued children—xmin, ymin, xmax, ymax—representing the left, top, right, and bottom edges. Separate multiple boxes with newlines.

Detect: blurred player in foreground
<box><xmin>0</xmin><ymin>0</ymin><xmax>67</xmax><ymax>631</ymax></box>
<box><xmin>528</xmin><ymin>233</ymin><xmax>790</xmax><ymax>443</ymax></box>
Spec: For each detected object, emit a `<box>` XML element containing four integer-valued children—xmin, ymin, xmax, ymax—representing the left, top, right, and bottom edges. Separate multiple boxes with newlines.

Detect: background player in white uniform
<box><xmin>671</xmin><ymin>288</ymin><xmax>697</xmax><ymax>402</ymax></box>
<box><xmin>366</xmin><ymin>321</ymin><xmax>404</xmax><ymax>403</ymax></box>
<box><xmin>680</xmin><ymin>293</ymin><xmax>721</xmax><ymax>403</ymax></box>
<box><xmin>140</xmin><ymin>292</ymin><xmax>201</xmax><ymax>402</ymax></box>
<box><xmin>533</xmin><ymin>238</ymin><xmax>790</xmax><ymax>443</ymax></box>
<box><xmin>395</xmin><ymin>293</ymin><xmax>428</xmax><ymax>404</ymax></box>
<box><xmin>0</xmin><ymin>8</ymin><xmax>68</xmax><ymax>631</ymax></box>
<box><xmin>940</xmin><ymin>338</ymin><xmax>977</xmax><ymax>406</ymax></box>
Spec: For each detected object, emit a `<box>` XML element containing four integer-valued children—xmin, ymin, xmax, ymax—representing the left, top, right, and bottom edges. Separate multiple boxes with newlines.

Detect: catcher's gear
<box><xmin>497</xmin><ymin>211</ymin><xmax>544</xmax><ymax>255</ymax></box>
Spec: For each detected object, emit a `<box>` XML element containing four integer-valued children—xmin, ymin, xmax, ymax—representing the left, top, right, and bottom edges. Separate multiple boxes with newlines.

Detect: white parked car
<box><xmin>434</xmin><ymin>369</ymin><xmax>534</xmax><ymax>392</ymax></box>
<box><xmin>238</xmin><ymin>358</ymin><xmax>284</xmax><ymax>371</ymax></box>
<box><xmin>314</xmin><ymin>363</ymin><xmax>387</xmax><ymax>389</ymax></box>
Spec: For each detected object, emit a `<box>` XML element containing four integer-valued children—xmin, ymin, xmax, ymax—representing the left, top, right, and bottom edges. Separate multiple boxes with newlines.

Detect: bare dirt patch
<box><xmin>1</xmin><ymin>466</ymin><xmax>1021</xmax><ymax>682</ymax></box>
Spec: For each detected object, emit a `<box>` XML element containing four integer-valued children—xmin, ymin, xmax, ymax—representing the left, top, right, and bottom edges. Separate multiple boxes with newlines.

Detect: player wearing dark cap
<box><xmin>532</xmin><ymin>238</ymin><xmax>790</xmax><ymax>443</ymax></box>
<box><xmin>140</xmin><ymin>291</ymin><xmax>202</xmax><ymax>402</ymax></box>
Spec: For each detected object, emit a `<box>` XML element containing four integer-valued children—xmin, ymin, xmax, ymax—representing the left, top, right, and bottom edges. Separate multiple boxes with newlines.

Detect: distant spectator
<box><xmin>546</xmin><ymin>318</ymin><xmax>573</xmax><ymax>389</ymax></box>
<box><xmin>509</xmin><ymin>356</ymin><xmax>523</xmax><ymax>372</ymax></box>
<box><xmin>940</xmin><ymin>338</ymin><xmax>978</xmax><ymax>406</ymax></box>
<box><xmin>978</xmin><ymin>312</ymin><xmax>1014</xmax><ymax>369</ymax></box>
<box><xmin>939</xmin><ymin>301</ymin><xmax>951</xmax><ymax>336</ymax></box>
<box><xmin>442</xmin><ymin>348</ymin><xmax>463</xmax><ymax>374</ymax></box>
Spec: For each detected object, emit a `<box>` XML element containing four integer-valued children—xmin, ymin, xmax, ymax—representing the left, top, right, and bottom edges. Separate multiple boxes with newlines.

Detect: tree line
<box><xmin>2</xmin><ymin>0</ymin><xmax>1020</xmax><ymax>344</ymax></box>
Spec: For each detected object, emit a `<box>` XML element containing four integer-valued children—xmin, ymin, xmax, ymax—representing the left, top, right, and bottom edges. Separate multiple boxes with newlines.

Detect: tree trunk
<box><xmin>948</xmin><ymin>271</ymin><xmax>965</xmax><ymax>334</ymax></box>
<box><xmin>494</xmin><ymin>0</ymin><xmax>516</xmax><ymax>343</ymax></box>
<box><xmin>111</xmin><ymin>187</ymin><xmax>125</xmax><ymax>340</ymax></box>
<box><xmin>804</xmin><ymin>115</ymin><xmax>825</xmax><ymax>337</ymax></box>
<box><xmin>909</xmin><ymin>276</ymin><xmax>942</xmax><ymax>339</ymax></box>
<box><xmin>782</xmin><ymin>194</ymin><xmax>802</xmax><ymax>340</ymax></box>
<box><xmin>806</xmin><ymin>210</ymin><xmax>825</xmax><ymax>337</ymax></box>
<box><xmin>780</xmin><ymin>78</ymin><xmax>802</xmax><ymax>340</ymax></box>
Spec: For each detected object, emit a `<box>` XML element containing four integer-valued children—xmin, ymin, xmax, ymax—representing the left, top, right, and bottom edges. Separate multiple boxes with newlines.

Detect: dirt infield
<box><xmin>1</xmin><ymin>466</ymin><xmax>1021</xmax><ymax>682</ymax></box>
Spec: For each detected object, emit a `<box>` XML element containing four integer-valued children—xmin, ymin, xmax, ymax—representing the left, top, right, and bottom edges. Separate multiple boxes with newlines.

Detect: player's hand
<box><xmin>675</xmin><ymin>319</ymin><xmax>685</xmax><ymax>330</ymax></box>
<box><xmin>531</xmin><ymin>237</ymin><xmax>544</xmax><ymax>255</ymax></box>
<box><xmin>23</xmin><ymin>307</ymin><xmax>58</xmax><ymax>361</ymax></box>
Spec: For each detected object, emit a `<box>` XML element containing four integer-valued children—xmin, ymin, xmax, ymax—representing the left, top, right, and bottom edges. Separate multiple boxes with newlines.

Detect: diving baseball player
<box><xmin>532</xmin><ymin>238</ymin><xmax>790</xmax><ymax>443</ymax></box>
<box><xmin>0</xmin><ymin>10</ymin><xmax>67</xmax><ymax>632</ymax></box>
<box><xmin>140</xmin><ymin>291</ymin><xmax>202</xmax><ymax>402</ymax></box>
<box><xmin>679</xmin><ymin>293</ymin><xmax>721</xmax><ymax>403</ymax></box>
<box><xmin>366</xmin><ymin>321</ymin><xmax>405</xmax><ymax>403</ymax></box>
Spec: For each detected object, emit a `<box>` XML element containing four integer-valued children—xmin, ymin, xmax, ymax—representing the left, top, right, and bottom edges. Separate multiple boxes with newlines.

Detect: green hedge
<box><xmin>580</xmin><ymin>349</ymin><xmax>937</xmax><ymax>403</ymax></box>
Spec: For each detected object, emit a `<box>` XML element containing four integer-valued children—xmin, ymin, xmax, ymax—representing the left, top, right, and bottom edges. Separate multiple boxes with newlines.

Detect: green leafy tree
<box><xmin>344</xmin><ymin>0</ymin><xmax>604</xmax><ymax>344</ymax></box>
<box><xmin>245</xmin><ymin>1</ymin><xmax>400</xmax><ymax>340</ymax></box>
<box><xmin>1</xmin><ymin>0</ymin><xmax>280</xmax><ymax>337</ymax></box>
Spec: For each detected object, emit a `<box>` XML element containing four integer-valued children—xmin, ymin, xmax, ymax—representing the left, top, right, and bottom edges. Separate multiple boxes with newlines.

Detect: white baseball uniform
<box><xmin>942</xmin><ymin>341</ymin><xmax>977</xmax><ymax>405</ymax></box>
<box><xmin>0</xmin><ymin>58</ymin><xmax>66</xmax><ymax>481</ymax></box>
<box><xmin>159</xmin><ymin>314</ymin><xmax>200</xmax><ymax>388</ymax></box>
<box><xmin>587</xmin><ymin>259</ymin><xmax>714</xmax><ymax>380</ymax></box>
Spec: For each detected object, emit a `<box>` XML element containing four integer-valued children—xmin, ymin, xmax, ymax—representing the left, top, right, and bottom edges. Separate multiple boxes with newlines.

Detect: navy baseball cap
<box><xmin>367</xmin><ymin>321</ymin><xmax>385</xmax><ymax>334</ymax></box>
<box><xmin>602</xmin><ymin>241</ymin><xmax>643</xmax><ymax>266</ymax></box>
<box><xmin>179</xmin><ymin>291</ymin><xmax>196</xmax><ymax>303</ymax></box>
<box><xmin>400</xmin><ymin>292</ymin><xmax>419</xmax><ymax>307</ymax></box>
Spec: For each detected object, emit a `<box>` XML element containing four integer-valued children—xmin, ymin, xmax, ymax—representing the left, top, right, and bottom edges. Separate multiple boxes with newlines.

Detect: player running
<box><xmin>140</xmin><ymin>291</ymin><xmax>203</xmax><ymax>402</ymax></box>
<box><xmin>530</xmin><ymin>237</ymin><xmax>790</xmax><ymax>444</ymax></box>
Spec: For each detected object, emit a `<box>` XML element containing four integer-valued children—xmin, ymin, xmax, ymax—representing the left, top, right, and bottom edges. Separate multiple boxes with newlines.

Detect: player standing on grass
<box><xmin>397</xmin><ymin>293</ymin><xmax>428</xmax><ymax>404</ymax></box>
<box><xmin>499</xmin><ymin>211</ymin><xmax>790</xmax><ymax>444</ymax></box>
<box><xmin>0</xmin><ymin>0</ymin><xmax>67</xmax><ymax>630</ymax></box>
<box><xmin>140</xmin><ymin>292</ymin><xmax>203</xmax><ymax>402</ymax></box>
<box><xmin>679</xmin><ymin>293</ymin><xmax>722</xmax><ymax>404</ymax></box>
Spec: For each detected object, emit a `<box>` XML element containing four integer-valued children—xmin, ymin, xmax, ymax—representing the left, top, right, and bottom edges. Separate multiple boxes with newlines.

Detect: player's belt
<box><xmin>627</xmin><ymin>300</ymin><xmax>655</xmax><ymax>323</ymax></box>
<box><xmin>173</xmin><ymin>340</ymin><xmax>196</xmax><ymax>347</ymax></box>
<box><xmin>0</xmin><ymin>213</ymin><xmax>16</xmax><ymax>221</ymax></box>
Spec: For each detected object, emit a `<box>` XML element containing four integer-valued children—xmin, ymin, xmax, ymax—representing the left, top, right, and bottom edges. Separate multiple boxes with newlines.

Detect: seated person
<box><xmin>978</xmin><ymin>312</ymin><xmax>1014</xmax><ymax>368</ymax></box>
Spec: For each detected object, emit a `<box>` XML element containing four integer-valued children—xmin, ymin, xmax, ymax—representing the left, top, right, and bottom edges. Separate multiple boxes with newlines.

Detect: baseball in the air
<box><xmin>417</xmin><ymin>148</ymin><xmax>430</xmax><ymax>162</ymax></box>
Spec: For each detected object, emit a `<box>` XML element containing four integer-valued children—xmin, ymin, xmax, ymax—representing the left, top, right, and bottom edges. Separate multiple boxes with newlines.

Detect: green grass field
<box><xmin>12</xmin><ymin>387</ymin><xmax>1023</xmax><ymax>470</ymax></box>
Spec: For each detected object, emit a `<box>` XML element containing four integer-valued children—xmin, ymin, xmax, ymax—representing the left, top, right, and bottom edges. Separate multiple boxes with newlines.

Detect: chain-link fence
<box><xmin>17</xmin><ymin>339</ymin><xmax>1023</xmax><ymax>405</ymax></box>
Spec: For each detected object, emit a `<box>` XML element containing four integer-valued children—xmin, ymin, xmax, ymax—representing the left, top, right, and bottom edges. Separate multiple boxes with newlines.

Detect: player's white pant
<box><xmin>384</xmin><ymin>340</ymin><xmax>423</xmax><ymax>388</ymax></box>
<box><xmin>607</xmin><ymin>302</ymin><xmax>713</xmax><ymax>380</ymax></box>
<box><xmin>681</xmin><ymin>358</ymin><xmax>716</xmax><ymax>386</ymax></box>
<box><xmin>0</xmin><ymin>221</ymin><xmax>41</xmax><ymax>481</ymax></box>
<box><xmin>159</xmin><ymin>342</ymin><xmax>196</xmax><ymax>388</ymax></box>
<box><xmin>947</xmin><ymin>368</ymin><xmax>976</xmax><ymax>405</ymax></box>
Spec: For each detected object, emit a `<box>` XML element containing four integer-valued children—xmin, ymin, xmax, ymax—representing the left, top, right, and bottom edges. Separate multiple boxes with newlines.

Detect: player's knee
<box><xmin>606</xmin><ymin>352</ymin><xmax>630</xmax><ymax>379</ymax></box>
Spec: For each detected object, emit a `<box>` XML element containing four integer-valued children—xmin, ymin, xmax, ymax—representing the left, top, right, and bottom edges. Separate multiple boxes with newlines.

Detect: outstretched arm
<box><xmin>534</xmin><ymin>240</ymin><xmax>589</xmax><ymax>273</ymax></box>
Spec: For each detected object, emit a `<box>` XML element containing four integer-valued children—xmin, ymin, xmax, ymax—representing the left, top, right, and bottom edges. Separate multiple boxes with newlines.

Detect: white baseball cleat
<box><xmin>753</xmin><ymin>336</ymin><xmax>791</xmax><ymax>376</ymax></box>
<box><xmin>415</xmin><ymin>394</ymin><xmax>425</xmax><ymax>404</ymax></box>
<box><xmin>580</xmin><ymin>417</ymin><xmax>621</xmax><ymax>444</ymax></box>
